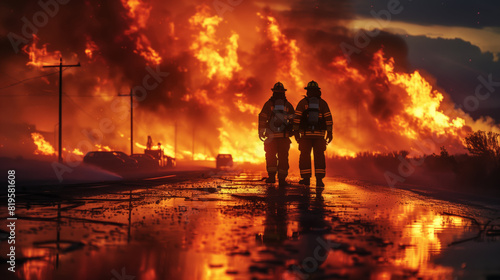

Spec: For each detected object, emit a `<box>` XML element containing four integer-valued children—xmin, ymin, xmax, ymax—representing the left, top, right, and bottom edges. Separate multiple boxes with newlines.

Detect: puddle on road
<box><xmin>1</xmin><ymin>173</ymin><xmax>499</xmax><ymax>279</ymax></box>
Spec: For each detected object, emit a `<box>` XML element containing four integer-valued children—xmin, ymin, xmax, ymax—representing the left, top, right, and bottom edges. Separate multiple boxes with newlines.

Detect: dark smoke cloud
<box><xmin>353</xmin><ymin>0</ymin><xmax>500</xmax><ymax>29</ymax></box>
<box><xmin>1</xmin><ymin>0</ymin><xmax>484</xmax><ymax>160</ymax></box>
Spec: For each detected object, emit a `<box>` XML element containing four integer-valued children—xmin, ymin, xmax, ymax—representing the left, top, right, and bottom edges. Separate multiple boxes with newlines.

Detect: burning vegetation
<box><xmin>1</xmin><ymin>1</ymin><xmax>499</xmax><ymax>167</ymax></box>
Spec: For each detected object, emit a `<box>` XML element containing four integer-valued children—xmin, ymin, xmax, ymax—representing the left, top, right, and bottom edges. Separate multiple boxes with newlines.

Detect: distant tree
<box><xmin>390</xmin><ymin>150</ymin><xmax>408</xmax><ymax>158</ymax></box>
<box><xmin>464</xmin><ymin>130</ymin><xmax>500</xmax><ymax>160</ymax></box>
<box><xmin>399</xmin><ymin>150</ymin><xmax>409</xmax><ymax>158</ymax></box>
<box><xmin>440</xmin><ymin>146</ymin><xmax>450</xmax><ymax>158</ymax></box>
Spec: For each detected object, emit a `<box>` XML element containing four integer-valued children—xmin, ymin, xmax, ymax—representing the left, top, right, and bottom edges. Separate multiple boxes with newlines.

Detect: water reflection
<box><xmin>284</xmin><ymin>187</ymin><xmax>332</xmax><ymax>279</ymax></box>
<box><xmin>1</xmin><ymin>175</ymin><xmax>499</xmax><ymax>279</ymax></box>
<box><xmin>262</xmin><ymin>186</ymin><xmax>288</xmax><ymax>245</ymax></box>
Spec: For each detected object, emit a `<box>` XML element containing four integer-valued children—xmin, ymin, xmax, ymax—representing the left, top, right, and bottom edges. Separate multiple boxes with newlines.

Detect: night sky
<box><xmin>264</xmin><ymin>0</ymin><xmax>500</xmax><ymax>121</ymax></box>
<box><xmin>357</xmin><ymin>0</ymin><xmax>500</xmax><ymax>120</ymax></box>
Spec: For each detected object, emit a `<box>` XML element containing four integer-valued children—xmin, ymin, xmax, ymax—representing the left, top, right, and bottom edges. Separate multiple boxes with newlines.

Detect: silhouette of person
<box><xmin>259</xmin><ymin>82</ymin><xmax>295</xmax><ymax>187</ymax></box>
<box><xmin>147</xmin><ymin>136</ymin><xmax>153</xmax><ymax>150</ymax></box>
<box><xmin>294</xmin><ymin>81</ymin><xmax>333</xmax><ymax>187</ymax></box>
<box><xmin>286</xmin><ymin>187</ymin><xmax>332</xmax><ymax>279</ymax></box>
<box><xmin>261</xmin><ymin>186</ymin><xmax>288</xmax><ymax>245</ymax></box>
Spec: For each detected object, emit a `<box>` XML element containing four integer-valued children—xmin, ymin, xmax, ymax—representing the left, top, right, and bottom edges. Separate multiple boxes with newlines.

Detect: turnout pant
<box><xmin>264</xmin><ymin>137</ymin><xmax>291</xmax><ymax>178</ymax></box>
<box><xmin>298</xmin><ymin>137</ymin><xmax>326</xmax><ymax>179</ymax></box>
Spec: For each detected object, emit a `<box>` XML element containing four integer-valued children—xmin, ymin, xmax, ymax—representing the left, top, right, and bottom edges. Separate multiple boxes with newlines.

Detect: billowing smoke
<box><xmin>0</xmin><ymin>0</ymin><xmax>498</xmax><ymax>161</ymax></box>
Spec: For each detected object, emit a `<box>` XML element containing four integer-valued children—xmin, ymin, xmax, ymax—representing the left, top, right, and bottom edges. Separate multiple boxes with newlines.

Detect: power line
<box><xmin>0</xmin><ymin>93</ymin><xmax>113</xmax><ymax>97</ymax></box>
<box><xmin>0</xmin><ymin>69</ymin><xmax>61</xmax><ymax>90</ymax></box>
<box><xmin>63</xmin><ymin>92</ymin><xmax>99</xmax><ymax>121</ymax></box>
<box><xmin>0</xmin><ymin>93</ymin><xmax>56</xmax><ymax>97</ymax></box>
<box><xmin>43</xmin><ymin>58</ymin><xmax>81</xmax><ymax>163</ymax></box>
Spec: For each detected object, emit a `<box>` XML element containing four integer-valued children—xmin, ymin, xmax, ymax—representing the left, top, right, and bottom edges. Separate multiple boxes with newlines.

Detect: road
<box><xmin>1</xmin><ymin>171</ymin><xmax>499</xmax><ymax>280</ymax></box>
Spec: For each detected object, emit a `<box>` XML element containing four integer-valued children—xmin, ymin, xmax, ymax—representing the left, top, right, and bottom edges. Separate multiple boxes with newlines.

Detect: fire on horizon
<box><xmin>1</xmin><ymin>0</ymin><xmax>499</xmax><ymax>163</ymax></box>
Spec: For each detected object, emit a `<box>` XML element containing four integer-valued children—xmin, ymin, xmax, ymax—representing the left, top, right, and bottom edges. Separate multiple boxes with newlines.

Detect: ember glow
<box><xmin>1</xmin><ymin>1</ymin><xmax>498</xmax><ymax>162</ymax></box>
<box><xmin>84</xmin><ymin>39</ymin><xmax>98</xmax><ymax>59</ymax></box>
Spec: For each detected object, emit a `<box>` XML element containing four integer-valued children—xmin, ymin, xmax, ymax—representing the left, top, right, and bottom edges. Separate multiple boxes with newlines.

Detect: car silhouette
<box><xmin>216</xmin><ymin>154</ymin><xmax>233</xmax><ymax>169</ymax></box>
<box><xmin>83</xmin><ymin>151</ymin><xmax>138</xmax><ymax>172</ymax></box>
<box><xmin>131</xmin><ymin>153</ymin><xmax>159</xmax><ymax>169</ymax></box>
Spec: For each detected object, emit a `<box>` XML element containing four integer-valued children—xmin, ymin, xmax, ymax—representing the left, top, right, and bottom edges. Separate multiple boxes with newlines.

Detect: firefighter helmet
<box><xmin>271</xmin><ymin>81</ymin><xmax>287</xmax><ymax>92</ymax></box>
<box><xmin>304</xmin><ymin>80</ymin><xmax>320</xmax><ymax>90</ymax></box>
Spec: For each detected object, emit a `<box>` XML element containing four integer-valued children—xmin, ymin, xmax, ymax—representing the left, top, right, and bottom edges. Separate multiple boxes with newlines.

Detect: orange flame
<box><xmin>31</xmin><ymin>133</ymin><xmax>56</xmax><ymax>155</ymax></box>
<box><xmin>374</xmin><ymin>50</ymin><xmax>465</xmax><ymax>138</ymax></box>
<box><xmin>189</xmin><ymin>8</ymin><xmax>241</xmax><ymax>79</ymax></box>
<box><xmin>134</xmin><ymin>34</ymin><xmax>162</xmax><ymax>65</ymax></box>
<box><xmin>95</xmin><ymin>144</ymin><xmax>112</xmax><ymax>151</ymax></box>
<box><xmin>187</xmin><ymin>8</ymin><xmax>264</xmax><ymax>163</ymax></box>
<box><xmin>22</xmin><ymin>5</ymin><xmax>499</xmax><ymax>164</ymax></box>
<box><xmin>85</xmin><ymin>39</ymin><xmax>98</xmax><ymax>59</ymax></box>
<box><xmin>327</xmin><ymin>50</ymin><xmax>472</xmax><ymax>156</ymax></box>
<box><xmin>62</xmin><ymin>147</ymin><xmax>85</xmax><ymax>156</ymax></box>
<box><xmin>135</xmin><ymin>143</ymin><xmax>175</xmax><ymax>158</ymax></box>
<box><xmin>258</xmin><ymin>13</ymin><xmax>303</xmax><ymax>90</ymax></box>
<box><xmin>70</xmin><ymin>148</ymin><xmax>84</xmax><ymax>156</ymax></box>
<box><xmin>23</xmin><ymin>35</ymin><xmax>61</xmax><ymax>68</ymax></box>
<box><xmin>121</xmin><ymin>0</ymin><xmax>161</xmax><ymax>64</ymax></box>
<box><xmin>121</xmin><ymin>0</ymin><xmax>151</xmax><ymax>32</ymax></box>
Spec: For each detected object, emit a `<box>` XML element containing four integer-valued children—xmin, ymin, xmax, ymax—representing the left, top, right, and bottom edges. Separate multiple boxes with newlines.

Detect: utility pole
<box><xmin>174</xmin><ymin>122</ymin><xmax>177</xmax><ymax>159</ymax></box>
<box><xmin>43</xmin><ymin>58</ymin><xmax>80</xmax><ymax>163</ymax></box>
<box><xmin>119</xmin><ymin>89</ymin><xmax>134</xmax><ymax>155</ymax></box>
<box><xmin>192</xmin><ymin>125</ymin><xmax>195</xmax><ymax>161</ymax></box>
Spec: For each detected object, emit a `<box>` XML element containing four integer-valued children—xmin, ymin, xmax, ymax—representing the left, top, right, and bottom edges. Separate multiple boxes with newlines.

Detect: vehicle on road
<box><xmin>131</xmin><ymin>153</ymin><xmax>160</xmax><ymax>169</ymax></box>
<box><xmin>216</xmin><ymin>154</ymin><xmax>233</xmax><ymax>169</ymax></box>
<box><xmin>83</xmin><ymin>151</ymin><xmax>138</xmax><ymax>172</ymax></box>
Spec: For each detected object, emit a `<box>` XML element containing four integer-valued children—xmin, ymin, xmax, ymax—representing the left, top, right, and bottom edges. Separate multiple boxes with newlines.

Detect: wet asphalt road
<box><xmin>1</xmin><ymin>171</ymin><xmax>500</xmax><ymax>280</ymax></box>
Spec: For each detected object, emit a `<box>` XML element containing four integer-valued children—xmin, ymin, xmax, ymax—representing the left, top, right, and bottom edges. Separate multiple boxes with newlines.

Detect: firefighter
<box><xmin>294</xmin><ymin>81</ymin><xmax>333</xmax><ymax>187</ymax></box>
<box><xmin>259</xmin><ymin>82</ymin><xmax>295</xmax><ymax>187</ymax></box>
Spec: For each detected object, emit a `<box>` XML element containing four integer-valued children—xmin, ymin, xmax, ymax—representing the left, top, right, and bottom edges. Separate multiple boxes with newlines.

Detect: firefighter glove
<box><xmin>326</xmin><ymin>131</ymin><xmax>333</xmax><ymax>144</ymax></box>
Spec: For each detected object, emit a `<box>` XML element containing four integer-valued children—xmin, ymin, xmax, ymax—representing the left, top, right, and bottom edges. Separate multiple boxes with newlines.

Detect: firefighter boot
<box><xmin>316</xmin><ymin>177</ymin><xmax>324</xmax><ymax>187</ymax></box>
<box><xmin>299</xmin><ymin>177</ymin><xmax>310</xmax><ymax>186</ymax></box>
<box><xmin>278</xmin><ymin>176</ymin><xmax>287</xmax><ymax>187</ymax></box>
<box><xmin>266</xmin><ymin>173</ymin><xmax>276</xmax><ymax>183</ymax></box>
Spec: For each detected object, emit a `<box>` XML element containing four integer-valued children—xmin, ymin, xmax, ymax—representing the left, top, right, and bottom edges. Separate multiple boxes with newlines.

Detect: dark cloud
<box><xmin>282</xmin><ymin>0</ymin><xmax>354</xmax><ymax>23</ymax></box>
<box><xmin>353</xmin><ymin>0</ymin><xmax>500</xmax><ymax>28</ymax></box>
<box><xmin>403</xmin><ymin>35</ymin><xmax>500</xmax><ymax>120</ymax></box>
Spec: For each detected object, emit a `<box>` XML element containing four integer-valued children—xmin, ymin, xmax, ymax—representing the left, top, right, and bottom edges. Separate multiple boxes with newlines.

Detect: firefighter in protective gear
<box><xmin>294</xmin><ymin>81</ymin><xmax>333</xmax><ymax>187</ymax></box>
<box><xmin>259</xmin><ymin>82</ymin><xmax>295</xmax><ymax>187</ymax></box>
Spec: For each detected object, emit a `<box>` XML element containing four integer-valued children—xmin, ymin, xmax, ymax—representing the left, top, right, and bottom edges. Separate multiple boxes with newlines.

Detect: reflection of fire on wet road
<box><xmin>1</xmin><ymin>173</ymin><xmax>499</xmax><ymax>280</ymax></box>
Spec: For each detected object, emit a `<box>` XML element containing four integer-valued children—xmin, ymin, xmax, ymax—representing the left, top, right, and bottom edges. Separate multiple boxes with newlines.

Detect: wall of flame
<box><xmin>1</xmin><ymin>0</ymin><xmax>499</xmax><ymax>163</ymax></box>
